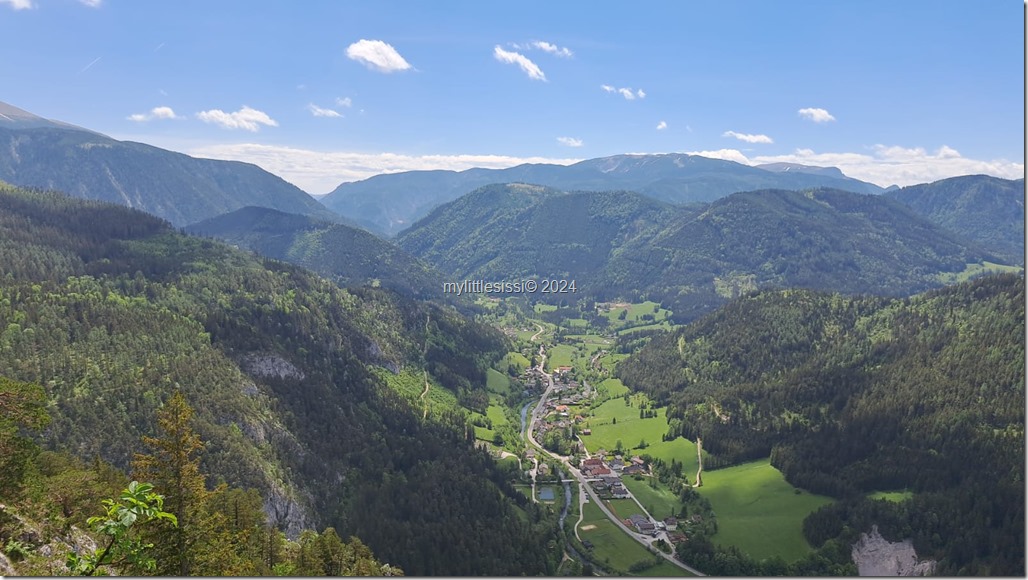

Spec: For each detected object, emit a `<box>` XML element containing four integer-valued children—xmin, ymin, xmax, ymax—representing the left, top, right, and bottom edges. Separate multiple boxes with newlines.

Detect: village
<box><xmin>520</xmin><ymin>361</ymin><xmax>692</xmax><ymax>552</ymax></box>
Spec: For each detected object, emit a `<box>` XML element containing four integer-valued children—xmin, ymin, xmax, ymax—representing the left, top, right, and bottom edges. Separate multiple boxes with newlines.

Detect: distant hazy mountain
<box><xmin>322</xmin><ymin>153</ymin><xmax>884</xmax><ymax>236</ymax></box>
<box><xmin>397</xmin><ymin>183</ymin><xmax>684</xmax><ymax>283</ymax></box>
<box><xmin>754</xmin><ymin>162</ymin><xmax>848</xmax><ymax>178</ymax></box>
<box><xmin>186</xmin><ymin>206</ymin><xmax>445</xmax><ymax>299</ymax></box>
<box><xmin>885</xmin><ymin>175</ymin><xmax>1025</xmax><ymax>264</ymax></box>
<box><xmin>0</xmin><ymin>101</ymin><xmax>101</xmax><ymax>133</ymax></box>
<box><xmin>398</xmin><ymin>184</ymin><xmax>1005</xmax><ymax>322</ymax></box>
<box><xmin>0</xmin><ymin>101</ymin><xmax>339</xmax><ymax>226</ymax></box>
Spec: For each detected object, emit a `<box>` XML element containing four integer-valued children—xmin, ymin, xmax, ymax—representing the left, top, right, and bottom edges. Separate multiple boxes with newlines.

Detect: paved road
<box><xmin>522</xmin><ymin>337</ymin><xmax>705</xmax><ymax>576</ymax></box>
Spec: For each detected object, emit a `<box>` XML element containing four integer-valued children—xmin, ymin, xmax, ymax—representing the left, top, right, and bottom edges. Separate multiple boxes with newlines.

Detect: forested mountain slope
<box><xmin>185</xmin><ymin>206</ymin><xmax>445</xmax><ymax>300</ymax></box>
<box><xmin>0</xmin><ymin>184</ymin><xmax>558</xmax><ymax>575</ymax></box>
<box><xmin>397</xmin><ymin>183</ymin><xmax>684</xmax><ymax>284</ymax></box>
<box><xmin>618</xmin><ymin>274</ymin><xmax>1025</xmax><ymax>574</ymax></box>
<box><xmin>400</xmin><ymin>185</ymin><xmax>1006</xmax><ymax>322</ymax></box>
<box><xmin>885</xmin><ymin>174</ymin><xmax>1025</xmax><ymax>264</ymax></box>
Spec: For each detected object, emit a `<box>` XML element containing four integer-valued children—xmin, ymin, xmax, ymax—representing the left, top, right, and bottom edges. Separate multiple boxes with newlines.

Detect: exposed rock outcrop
<box><xmin>240</xmin><ymin>352</ymin><xmax>305</xmax><ymax>381</ymax></box>
<box><xmin>852</xmin><ymin>525</ymin><xmax>937</xmax><ymax>576</ymax></box>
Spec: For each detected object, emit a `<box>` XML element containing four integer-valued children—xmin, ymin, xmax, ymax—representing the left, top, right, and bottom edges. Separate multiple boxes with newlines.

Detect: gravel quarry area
<box><xmin>851</xmin><ymin>525</ymin><xmax>937</xmax><ymax>576</ymax></box>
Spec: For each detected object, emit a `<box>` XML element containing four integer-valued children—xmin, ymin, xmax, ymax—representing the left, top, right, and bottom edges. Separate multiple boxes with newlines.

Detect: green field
<box><xmin>486</xmin><ymin>368</ymin><xmax>511</xmax><ymax>394</ymax></box>
<box><xmin>937</xmin><ymin>261</ymin><xmax>1023</xmax><ymax>284</ymax></box>
<box><xmin>567</xmin><ymin>333</ymin><xmax>612</xmax><ymax>345</ymax></box>
<box><xmin>622</xmin><ymin>476</ymin><xmax>684</xmax><ymax>521</ymax></box>
<box><xmin>868</xmin><ymin>490</ymin><xmax>914</xmax><ymax>503</ymax></box>
<box><xmin>577</xmin><ymin>500</ymin><xmax>690</xmax><ymax>576</ymax></box>
<box><xmin>618</xmin><ymin>320</ymin><xmax>674</xmax><ymax>335</ymax></box>
<box><xmin>636</xmin><ymin>561</ymin><xmax>694</xmax><ymax>576</ymax></box>
<box><xmin>516</xmin><ymin>328</ymin><xmax>539</xmax><ymax>341</ymax></box>
<box><xmin>486</xmin><ymin>402</ymin><xmax>508</xmax><ymax>427</ymax></box>
<box><xmin>472</xmin><ymin>402</ymin><xmax>511</xmax><ymax>443</ymax></box>
<box><xmin>598</xmin><ymin>352</ymin><xmax>629</xmax><ymax>369</ymax></box>
<box><xmin>545</xmin><ymin>343</ymin><xmax>576</xmax><ymax>371</ymax></box>
<box><xmin>698</xmin><ymin>458</ymin><xmax>833</xmax><ymax>562</ymax></box>
<box><xmin>503</xmin><ymin>351</ymin><xmax>531</xmax><ymax>371</ymax></box>
<box><xmin>601</xmin><ymin>301</ymin><xmax>671</xmax><ymax>327</ymax></box>
<box><xmin>513</xmin><ymin>484</ymin><xmax>531</xmax><ymax>500</ymax></box>
<box><xmin>473</xmin><ymin>425</ymin><xmax>494</xmax><ymax>441</ymax></box>
<box><xmin>595</xmin><ymin>377</ymin><xmax>630</xmax><ymax>398</ymax></box>
<box><xmin>603</xmin><ymin>498</ymin><xmax>642</xmax><ymax>519</ymax></box>
<box><xmin>581</xmin><ymin>396</ymin><xmax>705</xmax><ymax>476</ymax></box>
<box><xmin>534</xmin><ymin>303</ymin><xmax>558</xmax><ymax>313</ymax></box>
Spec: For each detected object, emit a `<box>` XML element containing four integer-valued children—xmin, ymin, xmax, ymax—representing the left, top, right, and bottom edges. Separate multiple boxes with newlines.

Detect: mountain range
<box><xmin>0</xmin><ymin>101</ymin><xmax>338</xmax><ymax>227</ymax></box>
<box><xmin>885</xmin><ymin>174</ymin><xmax>1025</xmax><ymax>264</ymax></box>
<box><xmin>397</xmin><ymin>183</ymin><xmax>1011</xmax><ymax>321</ymax></box>
<box><xmin>185</xmin><ymin>206</ymin><xmax>445</xmax><ymax>300</ymax></box>
<box><xmin>321</xmin><ymin>153</ymin><xmax>884</xmax><ymax>236</ymax></box>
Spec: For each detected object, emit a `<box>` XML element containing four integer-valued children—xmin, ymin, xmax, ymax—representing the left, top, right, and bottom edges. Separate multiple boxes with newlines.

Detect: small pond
<box><xmin>537</xmin><ymin>486</ymin><xmax>556</xmax><ymax>501</ymax></box>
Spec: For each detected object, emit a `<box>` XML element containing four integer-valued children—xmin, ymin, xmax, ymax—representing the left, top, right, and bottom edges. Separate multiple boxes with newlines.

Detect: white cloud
<box><xmin>683</xmin><ymin>144</ymin><xmax>1023</xmax><ymax>187</ymax></box>
<box><xmin>750</xmin><ymin>145</ymin><xmax>1023</xmax><ymax>186</ymax></box>
<box><xmin>167</xmin><ymin>141</ymin><xmax>1022</xmax><ymax>195</ymax></box>
<box><xmin>798</xmin><ymin>107</ymin><xmax>836</xmax><ymax>123</ymax></box>
<box><xmin>603</xmin><ymin>85</ymin><xmax>645</xmax><ymax>100</ymax></box>
<box><xmin>493</xmin><ymin>46</ymin><xmax>546</xmax><ymax>81</ymax></box>
<box><xmin>0</xmin><ymin>0</ymin><xmax>33</xmax><ymax>9</ymax></box>
<box><xmin>557</xmin><ymin>136</ymin><xmax>583</xmax><ymax>147</ymax></box>
<box><xmin>656</xmin><ymin>121</ymin><xmax>668</xmax><ymax>131</ymax></box>
<box><xmin>126</xmin><ymin>106</ymin><xmax>179</xmax><ymax>122</ymax></box>
<box><xmin>723</xmin><ymin>130</ymin><xmax>773</xmax><ymax>143</ymax></box>
<box><xmin>345</xmin><ymin>39</ymin><xmax>413</xmax><ymax>73</ymax></box>
<box><xmin>308</xmin><ymin>103</ymin><xmax>342</xmax><ymax>118</ymax></box>
<box><xmin>685</xmin><ymin>149</ymin><xmax>752</xmax><ymax>165</ymax></box>
<box><xmin>531</xmin><ymin>40</ymin><xmax>573</xmax><ymax>58</ymax></box>
<box><xmin>723</xmin><ymin>130</ymin><xmax>774</xmax><ymax>144</ymax></box>
<box><xmin>196</xmin><ymin>106</ymin><xmax>277</xmax><ymax>132</ymax></box>
<box><xmin>79</xmin><ymin>0</ymin><xmax>101</xmax><ymax>7</ymax></box>
<box><xmin>186</xmin><ymin>143</ymin><xmax>582</xmax><ymax>194</ymax></box>
<box><xmin>335</xmin><ymin>97</ymin><xmax>353</xmax><ymax>108</ymax></box>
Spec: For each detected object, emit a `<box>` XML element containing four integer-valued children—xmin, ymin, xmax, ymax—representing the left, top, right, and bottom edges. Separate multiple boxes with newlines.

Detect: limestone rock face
<box><xmin>852</xmin><ymin>525</ymin><xmax>937</xmax><ymax>576</ymax></box>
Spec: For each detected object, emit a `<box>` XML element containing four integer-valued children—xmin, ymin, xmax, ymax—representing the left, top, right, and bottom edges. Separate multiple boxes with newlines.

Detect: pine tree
<box><xmin>132</xmin><ymin>391</ymin><xmax>249</xmax><ymax>575</ymax></box>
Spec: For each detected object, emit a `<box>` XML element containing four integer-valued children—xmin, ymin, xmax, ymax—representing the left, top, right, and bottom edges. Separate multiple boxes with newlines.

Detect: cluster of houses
<box><xmin>623</xmin><ymin>514</ymin><xmax>681</xmax><ymax>537</ymax></box>
<box><xmin>582</xmin><ymin>455</ymin><xmax>650</xmax><ymax>500</ymax></box>
<box><xmin>529</xmin><ymin>370</ymin><xmax>593</xmax><ymax>445</ymax></box>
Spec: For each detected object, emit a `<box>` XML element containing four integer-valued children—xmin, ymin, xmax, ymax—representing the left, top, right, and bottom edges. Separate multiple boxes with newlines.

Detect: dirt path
<box><xmin>530</xmin><ymin>323</ymin><xmax>546</xmax><ymax>342</ymax></box>
<box><xmin>421</xmin><ymin>313</ymin><xmax>431</xmax><ymax>419</ymax></box>
<box><xmin>499</xmin><ymin>450</ymin><xmax>522</xmax><ymax>471</ymax></box>
<box><xmin>420</xmin><ymin>371</ymin><xmax>430</xmax><ymax>419</ymax></box>
<box><xmin>574</xmin><ymin>482</ymin><xmax>586</xmax><ymax>541</ymax></box>
<box><xmin>695</xmin><ymin>436</ymin><xmax>704</xmax><ymax>487</ymax></box>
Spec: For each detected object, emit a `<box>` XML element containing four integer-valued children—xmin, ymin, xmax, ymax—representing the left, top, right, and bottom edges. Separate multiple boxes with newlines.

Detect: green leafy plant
<box><xmin>4</xmin><ymin>538</ymin><xmax>30</xmax><ymax>562</ymax></box>
<box><xmin>66</xmin><ymin>481</ymin><xmax>177</xmax><ymax>576</ymax></box>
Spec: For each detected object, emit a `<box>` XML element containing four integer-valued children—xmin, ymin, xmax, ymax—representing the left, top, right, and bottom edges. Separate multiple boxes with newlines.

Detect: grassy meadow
<box><xmin>697</xmin><ymin>458</ymin><xmax>833</xmax><ymax>562</ymax></box>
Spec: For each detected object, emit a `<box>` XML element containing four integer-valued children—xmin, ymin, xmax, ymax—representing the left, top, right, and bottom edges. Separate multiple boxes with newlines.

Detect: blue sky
<box><xmin>1</xmin><ymin>0</ymin><xmax>1023</xmax><ymax>193</ymax></box>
